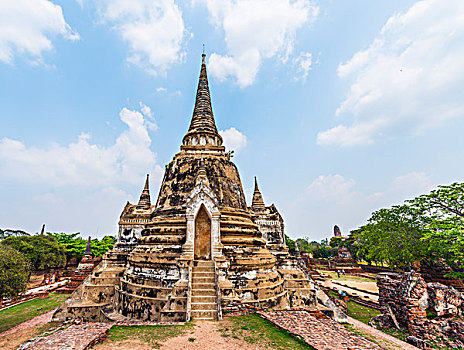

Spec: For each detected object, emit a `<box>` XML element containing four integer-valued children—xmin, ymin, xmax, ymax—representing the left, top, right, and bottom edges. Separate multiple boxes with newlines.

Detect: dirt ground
<box><xmin>93</xmin><ymin>320</ymin><xmax>266</xmax><ymax>350</ymax></box>
<box><xmin>27</xmin><ymin>272</ymin><xmax>45</xmax><ymax>289</ymax></box>
<box><xmin>336</xmin><ymin>280</ymin><xmax>379</xmax><ymax>294</ymax></box>
<box><xmin>323</xmin><ymin>280</ymin><xmax>379</xmax><ymax>302</ymax></box>
<box><xmin>161</xmin><ymin>320</ymin><xmax>262</xmax><ymax>350</ymax></box>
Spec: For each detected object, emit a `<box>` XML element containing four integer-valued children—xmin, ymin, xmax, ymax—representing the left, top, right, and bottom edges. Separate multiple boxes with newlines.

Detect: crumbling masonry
<box><xmin>374</xmin><ymin>271</ymin><xmax>464</xmax><ymax>348</ymax></box>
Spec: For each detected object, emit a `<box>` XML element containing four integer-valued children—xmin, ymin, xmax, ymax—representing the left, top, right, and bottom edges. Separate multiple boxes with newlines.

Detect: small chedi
<box><xmin>54</xmin><ymin>54</ymin><xmax>326</xmax><ymax>323</ymax></box>
<box><xmin>56</xmin><ymin>237</ymin><xmax>96</xmax><ymax>294</ymax></box>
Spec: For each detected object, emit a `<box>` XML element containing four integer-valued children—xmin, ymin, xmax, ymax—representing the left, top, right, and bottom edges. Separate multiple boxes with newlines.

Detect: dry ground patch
<box><xmin>92</xmin><ymin>314</ymin><xmax>314</xmax><ymax>350</ymax></box>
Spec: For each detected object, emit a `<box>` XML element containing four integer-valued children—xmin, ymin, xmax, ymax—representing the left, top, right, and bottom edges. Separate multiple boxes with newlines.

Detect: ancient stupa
<box><xmin>54</xmin><ymin>54</ymin><xmax>322</xmax><ymax>322</ymax></box>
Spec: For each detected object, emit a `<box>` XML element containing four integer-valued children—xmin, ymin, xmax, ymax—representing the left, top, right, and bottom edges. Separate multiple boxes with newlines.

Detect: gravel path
<box><xmin>346</xmin><ymin>316</ymin><xmax>418</xmax><ymax>350</ymax></box>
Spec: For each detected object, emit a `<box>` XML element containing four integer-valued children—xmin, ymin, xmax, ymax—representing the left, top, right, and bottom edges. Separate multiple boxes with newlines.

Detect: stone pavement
<box><xmin>258</xmin><ymin>310</ymin><xmax>383</xmax><ymax>350</ymax></box>
<box><xmin>19</xmin><ymin>323</ymin><xmax>112</xmax><ymax>350</ymax></box>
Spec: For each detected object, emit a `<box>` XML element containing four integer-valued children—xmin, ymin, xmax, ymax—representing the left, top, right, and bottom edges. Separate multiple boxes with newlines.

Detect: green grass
<box><xmin>345</xmin><ymin>301</ymin><xmax>380</xmax><ymax>324</ymax></box>
<box><xmin>101</xmin><ymin>323</ymin><xmax>194</xmax><ymax>349</ymax></box>
<box><xmin>0</xmin><ymin>293</ymin><xmax>68</xmax><ymax>333</ymax></box>
<box><xmin>342</xmin><ymin>323</ymin><xmax>386</xmax><ymax>348</ymax></box>
<box><xmin>218</xmin><ymin>314</ymin><xmax>315</xmax><ymax>350</ymax></box>
<box><xmin>378</xmin><ymin>326</ymin><xmax>409</xmax><ymax>341</ymax></box>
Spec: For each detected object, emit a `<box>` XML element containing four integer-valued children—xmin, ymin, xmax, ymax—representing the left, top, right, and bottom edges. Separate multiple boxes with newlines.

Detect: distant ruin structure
<box><xmin>333</xmin><ymin>225</ymin><xmax>342</xmax><ymax>237</ymax></box>
<box><xmin>54</xmin><ymin>54</ymin><xmax>325</xmax><ymax>323</ymax></box>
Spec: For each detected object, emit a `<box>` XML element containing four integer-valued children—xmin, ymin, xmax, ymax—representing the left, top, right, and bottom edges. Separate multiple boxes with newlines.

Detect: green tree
<box><xmin>47</xmin><ymin>232</ymin><xmax>87</xmax><ymax>260</ymax></box>
<box><xmin>329</xmin><ymin>237</ymin><xmax>343</xmax><ymax>248</ymax></box>
<box><xmin>285</xmin><ymin>235</ymin><xmax>295</xmax><ymax>253</ymax></box>
<box><xmin>408</xmin><ymin>182</ymin><xmax>464</xmax><ymax>278</ymax></box>
<box><xmin>0</xmin><ymin>229</ymin><xmax>30</xmax><ymax>240</ymax></box>
<box><xmin>48</xmin><ymin>233</ymin><xmax>116</xmax><ymax>259</ymax></box>
<box><xmin>1</xmin><ymin>235</ymin><xmax>66</xmax><ymax>270</ymax></box>
<box><xmin>312</xmin><ymin>245</ymin><xmax>337</xmax><ymax>259</ymax></box>
<box><xmin>91</xmin><ymin>236</ymin><xmax>116</xmax><ymax>257</ymax></box>
<box><xmin>0</xmin><ymin>246</ymin><xmax>31</xmax><ymax>307</ymax></box>
<box><xmin>351</xmin><ymin>205</ymin><xmax>431</xmax><ymax>270</ymax></box>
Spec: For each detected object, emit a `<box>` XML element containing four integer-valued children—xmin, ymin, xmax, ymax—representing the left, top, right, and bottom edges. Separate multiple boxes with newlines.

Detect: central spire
<box><xmin>182</xmin><ymin>54</ymin><xmax>224</xmax><ymax>150</ymax></box>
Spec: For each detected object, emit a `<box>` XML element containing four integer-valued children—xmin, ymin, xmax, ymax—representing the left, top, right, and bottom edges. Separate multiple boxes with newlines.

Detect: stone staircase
<box><xmin>57</xmin><ymin>267</ymin><xmax>125</xmax><ymax>322</ymax></box>
<box><xmin>190</xmin><ymin>260</ymin><xmax>218</xmax><ymax>320</ymax></box>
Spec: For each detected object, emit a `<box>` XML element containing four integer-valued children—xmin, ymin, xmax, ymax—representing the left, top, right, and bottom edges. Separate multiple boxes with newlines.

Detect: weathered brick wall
<box><xmin>376</xmin><ymin>271</ymin><xmax>464</xmax><ymax>348</ymax></box>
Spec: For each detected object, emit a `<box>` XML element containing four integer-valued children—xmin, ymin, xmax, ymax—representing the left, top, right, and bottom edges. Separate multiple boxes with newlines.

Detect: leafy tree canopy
<box><xmin>329</xmin><ymin>237</ymin><xmax>343</xmax><ymax>248</ymax></box>
<box><xmin>0</xmin><ymin>228</ymin><xmax>30</xmax><ymax>240</ymax></box>
<box><xmin>350</xmin><ymin>205</ymin><xmax>430</xmax><ymax>270</ymax></box>
<box><xmin>1</xmin><ymin>235</ymin><xmax>66</xmax><ymax>270</ymax></box>
<box><xmin>350</xmin><ymin>181</ymin><xmax>464</xmax><ymax>279</ymax></box>
<box><xmin>0</xmin><ymin>246</ymin><xmax>31</xmax><ymax>301</ymax></box>
<box><xmin>47</xmin><ymin>232</ymin><xmax>116</xmax><ymax>259</ymax></box>
<box><xmin>285</xmin><ymin>235</ymin><xmax>295</xmax><ymax>253</ymax></box>
<box><xmin>408</xmin><ymin>182</ymin><xmax>464</xmax><ymax>277</ymax></box>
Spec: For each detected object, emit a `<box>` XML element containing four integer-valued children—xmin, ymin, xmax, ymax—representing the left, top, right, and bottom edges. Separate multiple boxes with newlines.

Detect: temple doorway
<box><xmin>194</xmin><ymin>204</ymin><xmax>212</xmax><ymax>260</ymax></box>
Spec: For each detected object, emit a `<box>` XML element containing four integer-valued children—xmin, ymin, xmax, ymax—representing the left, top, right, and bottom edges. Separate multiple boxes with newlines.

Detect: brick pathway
<box><xmin>0</xmin><ymin>308</ymin><xmax>56</xmax><ymax>337</ymax></box>
<box><xmin>19</xmin><ymin>323</ymin><xmax>112</xmax><ymax>350</ymax></box>
<box><xmin>258</xmin><ymin>310</ymin><xmax>383</xmax><ymax>350</ymax></box>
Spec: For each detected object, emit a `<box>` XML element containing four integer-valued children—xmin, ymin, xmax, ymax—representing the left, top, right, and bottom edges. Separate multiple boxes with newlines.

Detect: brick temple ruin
<box><xmin>54</xmin><ymin>54</ymin><xmax>336</xmax><ymax>323</ymax></box>
<box><xmin>374</xmin><ymin>271</ymin><xmax>464</xmax><ymax>348</ymax></box>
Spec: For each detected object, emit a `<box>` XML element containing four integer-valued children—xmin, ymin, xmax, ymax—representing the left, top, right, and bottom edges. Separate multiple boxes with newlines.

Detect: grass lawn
<box><xmin>345</xmin><ymin>301</ymin><xmax>381</xmax><ymax>324</ymax></box>
<box><xmin>0</xmin><ymin>292</ymin><xmax>68</xmax><ymax>333</ymax></box>
<box><xmin>100</xmin><ymin>323</ymin><xmax>194</xmax><ymax>349</ymax></box>
<box><xmin>218</xmin><ymin>313</ymin><xmax>315</xmax><ymax>350</ymax></box>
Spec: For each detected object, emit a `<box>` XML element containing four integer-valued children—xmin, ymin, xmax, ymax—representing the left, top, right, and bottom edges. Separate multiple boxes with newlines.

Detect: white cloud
<box><xmin>139</xmin><ymin>102</ymin><xmax>158</xmax><ymax>131</ymax></box>
<box><xmin>307</xmin><ymin>174</ymin><xmax>355</xmax><ymax>200</ymax></box>
<box><xmin>219</xmin><ymin>127</ymin><xmax>247</xmax><ymax>151</ymax></box>
<box><xmin>294</xmin><ymin>51</ymin><xmax>312</xmax><ymax>81</ymax></box>
<box><xmin>0</xmin><ymin>0</ymin><xmax>79</xmax><ymax>64</ymax></box>
<box><xmin>0</xmin><ymin>104</ymin><xmax>165</xmax><ymax>236</ymax></box>
<box><xmin>318</xmin><ymin>0</ymin><xmax>464</xmax><ymax>147</ymax></box>
<box><xmin>96</xmin><ymin>0</ymin><xmax>188</xmax><ymax>75</ymax></box>
<box><xmin>197</xmin><ymin>0</ymin><xmax>318</xmax><ymax>87</ymax></box>
<box><xmin>285</xmin><ymin>172</ymin><xmax>432</xmax><ymax>240</ymax></box>
<box><xmin>0</xmin><ymin>105</ymin><xmax>162</xmax><ymax>187</ymax></box>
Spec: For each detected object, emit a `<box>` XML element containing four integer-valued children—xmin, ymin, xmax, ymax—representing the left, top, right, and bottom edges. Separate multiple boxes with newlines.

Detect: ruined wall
<box><xmin>376</xmin><ymin>272</ymin><xmax>464</xmax><ymax>348</ymax></box>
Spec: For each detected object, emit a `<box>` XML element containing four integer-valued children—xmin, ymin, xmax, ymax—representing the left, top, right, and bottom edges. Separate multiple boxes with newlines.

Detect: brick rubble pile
<box><xmin>374</xmin><ymin>271</ymin><xmax>464</xmax><ymax>349</ymax></box>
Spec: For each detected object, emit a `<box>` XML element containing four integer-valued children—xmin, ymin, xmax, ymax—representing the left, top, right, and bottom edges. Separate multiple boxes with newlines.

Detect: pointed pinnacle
<box><xmin>85</xmin><ymin>236</ymin><xmax>92</xmax><ymax>255</ymax></box>
<box><xmin>144</xmin><ymin>174</ymin><xmax>149</xmax><ymax>190</ymax></box>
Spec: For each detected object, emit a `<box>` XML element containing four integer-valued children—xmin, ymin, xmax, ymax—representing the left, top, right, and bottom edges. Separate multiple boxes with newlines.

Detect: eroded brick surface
<box><xmin>19</xmin><ymin>323</ymin><xmax>112</xmax><ymax>350</ymax></box>
<box><xmin>258</xmin><ymin>310</ymin><xmax>382</xmax><ymax>350</ymax></box>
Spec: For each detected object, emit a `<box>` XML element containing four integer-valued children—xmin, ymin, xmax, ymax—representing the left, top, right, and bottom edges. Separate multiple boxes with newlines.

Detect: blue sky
<box><xmin>1</xmin><ymin>0</ymin><xmax>464</xmax><ymax>240</ymax></box>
